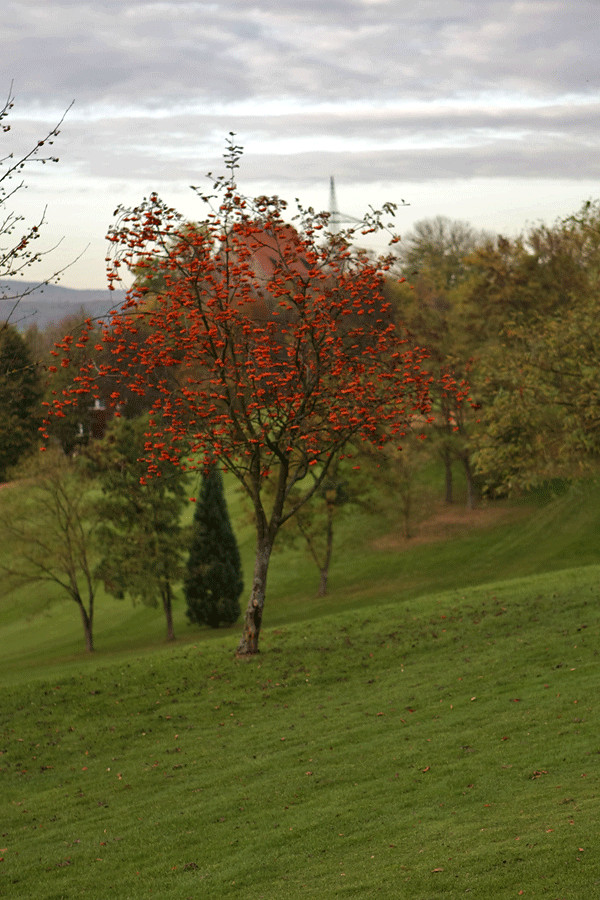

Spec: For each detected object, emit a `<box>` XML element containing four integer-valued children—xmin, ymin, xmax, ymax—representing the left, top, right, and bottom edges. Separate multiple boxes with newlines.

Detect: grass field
<box><xmin>1</xmin><ymin>476</ymin><xmax>599</xmax><ymax>897</ymax></box>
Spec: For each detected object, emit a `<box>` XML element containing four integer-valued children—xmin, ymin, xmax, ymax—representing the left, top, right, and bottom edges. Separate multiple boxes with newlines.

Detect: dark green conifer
<box><xmin>0</xmin><ymin>324</ymin><xmax>42</xmax><ymax>481</ymax></box>
<box><xmin>185</xmin><ymin>466</ymin><xmax>243</xmax><ymax>628</ymax></box>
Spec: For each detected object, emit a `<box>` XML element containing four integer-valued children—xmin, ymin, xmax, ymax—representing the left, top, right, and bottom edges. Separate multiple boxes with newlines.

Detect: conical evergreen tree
<box><xmin>185</xmin><ymin>466</ymin><xmax>243</xmax><ymax>628</ymax></box>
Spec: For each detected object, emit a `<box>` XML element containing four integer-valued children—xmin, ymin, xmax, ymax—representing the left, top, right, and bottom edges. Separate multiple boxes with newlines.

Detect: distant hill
<box><xmin>0</xmin><ymin>280</ymin><xmax>127</xmax><ymax>332</ymax></box>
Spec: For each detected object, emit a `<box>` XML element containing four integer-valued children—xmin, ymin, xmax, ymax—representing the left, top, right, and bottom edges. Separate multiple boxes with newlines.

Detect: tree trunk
<box><xmin>318</xmin><ymin>567</ymin><xmax>328</xmax><ymax>597</ymax></box>
<box><xmin>237</xmin><ymin>538</ymin><xmax>272</xmax><ymax>656</ymax></box>
<box><xmin>162</xmin><ymin>583</ymin><xmax>176</xmax><ymax>642</ymax></box>
<box><xmin>443</xmin><ymin>445</ymin><xmax>453</xmax><ymax>504</ymax></box>
<box><xmin>316</xmin><ymin>502</ymin><xmax>335</xmax><ymax>597</ymax></box>
<box><xmin>462</xmin><ymin>454</ymin><xmax>477</xmax><ymax>510</ymax></box>
<box><xmin>401</xmin><ymin>485</ymin><xmax>413</xmax><ymax>539</ymax></box>
<box><xmin>78</xmin><ymin>601</ymin><xmax>94</xmax><ymax>653</ymax></box>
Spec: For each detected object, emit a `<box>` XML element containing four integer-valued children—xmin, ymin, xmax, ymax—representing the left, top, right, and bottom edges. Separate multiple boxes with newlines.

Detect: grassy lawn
<box><xmin>1</xmin><ymin>478</ymin><xmax>599</xmax><ymax>897</ymax></box>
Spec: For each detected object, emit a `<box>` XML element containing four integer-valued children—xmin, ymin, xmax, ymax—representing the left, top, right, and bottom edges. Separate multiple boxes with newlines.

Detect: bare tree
<box><xmin>0</xmin><ymin>452</ymin><xmax>99</xmax><ymax>652</ymax></box>
<box><xmin>0</xmin><ymin>83</ymin><xmax>73</xmax><ymax>331</ymax></box>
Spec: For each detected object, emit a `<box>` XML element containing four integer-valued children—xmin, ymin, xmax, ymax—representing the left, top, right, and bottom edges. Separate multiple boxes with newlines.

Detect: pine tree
<box><xmin>185</xmin><ymin>466</ymin><xmax>243</xmax><ymax>628</ymax></box>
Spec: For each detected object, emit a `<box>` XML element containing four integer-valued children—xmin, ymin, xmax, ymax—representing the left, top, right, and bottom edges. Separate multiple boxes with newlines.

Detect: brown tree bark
<box><xmin>77</xmin><ymin>598</ymin><xmax>94</xmax><ymax>653</ymax></box>
<box><xmin>461</xmin><ymin>453</ymin><xmax>477</xmax><ymax>510</ymax></box>
<box><xmin>443</xmin><ymin>445</ymin><xmax>453</xmax><ymax>504</ymax></box>
<box><xmin>161</xmin><ymin>583</ymin><xmax>176</xmax><ymax>642</ymax></box>
<box><xmin>237</xmin><ymin>537</ymin><xmax>272</xmax><ymax>656</ymax></box>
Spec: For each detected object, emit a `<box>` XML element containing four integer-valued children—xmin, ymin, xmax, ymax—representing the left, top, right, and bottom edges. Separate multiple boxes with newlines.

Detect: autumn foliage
<box><xmin>44</xmin><ymin>147</ymin><xmax>462</xmax><ymax>654</ymax></box>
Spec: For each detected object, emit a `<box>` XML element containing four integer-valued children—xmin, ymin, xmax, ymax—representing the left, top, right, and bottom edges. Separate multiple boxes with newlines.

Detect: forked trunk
<box><xmin>237</xmin><ymin>538</ymin><xmax>272</xmax><ymax>656</ymax></box>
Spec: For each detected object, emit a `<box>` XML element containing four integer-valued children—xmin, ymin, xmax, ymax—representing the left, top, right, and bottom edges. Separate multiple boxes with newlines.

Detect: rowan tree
<box><xmin>40</xmin><ymin>311</ymin><xmax>106</xmax><ymax>453</ymax></box>
<box><xmin>45</xmin><ymin>142</ymin><xmax>460</xmax><ymax>655</ymax></box>
<box><xmin>185</xmin><ymin>464</ymin><xmax>243</xmax><ymax>628</ymax></box>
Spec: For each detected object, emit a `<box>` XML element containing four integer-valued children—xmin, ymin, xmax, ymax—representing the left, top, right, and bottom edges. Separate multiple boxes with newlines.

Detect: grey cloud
<box><xmin>4</xmin><ymin>0</ymin><xmax>599</xmax><ymax>292</ymax></box>
<box><xmin>42</xmin><ymin>96</ymin><xmax>598</xmax><ymax>187</ymax></box>
<box><xmin>5</xmin><ymin>0</ymin><xmax>600</xmax><ymax>109</ymax></box>
<box><xmin>199</xmin><ymin>143</ymin><xmax>600</xmax><ymax>186</ymax></box>
<box><xmin>62</xmin><ymin>129</ymin><xmax>599</xmax><ymax>187</ymax></box>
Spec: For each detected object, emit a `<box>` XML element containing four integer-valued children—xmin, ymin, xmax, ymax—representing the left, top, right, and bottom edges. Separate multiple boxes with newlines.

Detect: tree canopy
<box><xmin>45</xmin><ymin>143</ymin><xmax>461</xmax><ymax>654</ymax></box>
<box><xmin>472</xmin><ymin>201</ymin><xmax>600</xmax><ymax>493</ymax></box>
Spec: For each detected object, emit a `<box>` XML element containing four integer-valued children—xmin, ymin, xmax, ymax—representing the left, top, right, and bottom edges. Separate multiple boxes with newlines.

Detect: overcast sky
<box><xmin>4</xmin><ymin>0</ymin><xmax>600</xmax><ymax>289</ymax></box>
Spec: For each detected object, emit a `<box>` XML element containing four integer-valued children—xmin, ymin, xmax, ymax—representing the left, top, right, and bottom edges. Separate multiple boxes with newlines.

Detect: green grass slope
<box><xmin>0</xmin><ymin>476</ymin><xmax>599</xmax><ymax>897</ymax></box>
<box><xmin>1</xmin><ymin>565</ymin><xmax>599</xmax><ymax>898</ymax></box>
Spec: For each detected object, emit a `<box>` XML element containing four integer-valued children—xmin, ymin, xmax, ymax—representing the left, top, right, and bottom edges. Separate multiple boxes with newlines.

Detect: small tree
<box><xmin>45</xmin><ymin>141</ymin><xmax>462</xmax><ymax>655</ymax></box>
<box><xmin>278</xmin><ymin>461</ymin><xmax>347</xmax><ymax>598</ymax></box>
<box><xmin>88</xmin><ymin>415</ymin><xmax>188</xmax><ymax>641</ymax></box>
<box><xmin>0</xmin><ymin>451</ymin><xmax>99</xmax><ymax>652</ymax></box>
<box><xmin>185</xmin><ymin>465</ymin><xmax>243</xmax><ymax>628</ymax></box>
<box><xmin>272</xmin><ymin>453</ymin><xmax>368</xmax><ymax>597</ymax></box>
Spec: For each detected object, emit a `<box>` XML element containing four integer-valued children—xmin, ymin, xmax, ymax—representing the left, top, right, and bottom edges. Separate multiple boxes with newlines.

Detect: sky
<box><xmin>4</xmin><ymin>0</ymin><xmax>600</xmax><ymax>290</ymax></box>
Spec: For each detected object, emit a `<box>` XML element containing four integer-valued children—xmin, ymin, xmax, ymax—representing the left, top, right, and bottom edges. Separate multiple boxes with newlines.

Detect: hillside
<box><xmin>1</xmin><ymin>475</ymin><xmax>599</xmax><ymax>680</ymax></box>
<box><xmin>0</xmin><ymin>279</ymin><xmax>126</xmax><ymax>331</ymax></box>
<box><xmin>1</xmin><ymin>473</ymin><xmax>599</xmax><ymax>896</ymax></box>
<box><xmin>0</xmin><ymin>519</ymin><xmax>598</xmax><ymax>897</ymax></box>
